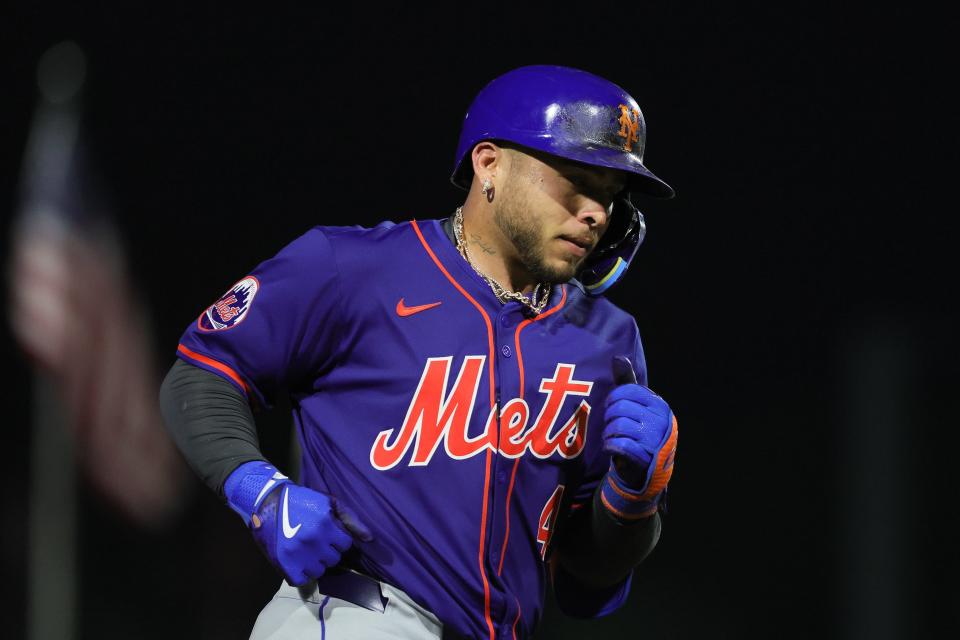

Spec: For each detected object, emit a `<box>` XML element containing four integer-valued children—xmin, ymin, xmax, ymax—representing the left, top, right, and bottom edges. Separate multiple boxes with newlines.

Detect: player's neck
<box><xmin>459</xmin><ymin>202</ymin><xmax>539</xmax><ymax>295</ymax></box>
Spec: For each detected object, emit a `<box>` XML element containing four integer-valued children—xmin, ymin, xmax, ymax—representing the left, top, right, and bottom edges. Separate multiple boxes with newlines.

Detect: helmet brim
<box><xmin>549</xmin><ymin>142</ymin><xmax>675</xmax><ymax>199</ymax></box>
<box><xmin>450</xmin><ymin>139</ymin><xmax>675</xmax><ymax>199</ymax></box>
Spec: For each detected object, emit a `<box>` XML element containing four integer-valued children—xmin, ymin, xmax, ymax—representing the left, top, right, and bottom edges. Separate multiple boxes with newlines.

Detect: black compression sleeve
<box><xmin>554</xmin><ymin>488</ymin><xmax>662</xmax><ymax>588</ymax></box>
<box><xmin>159</xmin><ymin>359</ymin><xmax>267</xmax><ymax>498</ymax></box>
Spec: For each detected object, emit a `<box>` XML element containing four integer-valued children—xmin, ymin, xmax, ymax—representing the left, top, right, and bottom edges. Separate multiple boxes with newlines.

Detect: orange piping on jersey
<box><xmin>411</xmin><ymin>220</ymin><xmax>496</xmax><ymax>408</ymax></box>
<box><xmin>477</xmin><ymin>449</ymin><xmax>495</xmax><ymax>639</ymax></box>
<box><xmin>515</xmin><ymin>286</ymin><xmax>567</xmax><ymax>394</ymax></box>
<box><xmin>511</xmin><ymin>595</ymin><xmax>522</xmax><ymax>640</ymax></box>
<box><xmin>411</xmin><ymin>219</ymin><xmax>496</xmax><ymax>640</ymax></box>
<box><xmin>177</xmin><ymin>343</ymin><xmax>249</xmax><ymax>394</ymax></box>
<box><xmin>497</xmin><ymin>456</ymin><xmax>521</xmax><ymax>576</ymax></box>
<box><xmin>496</xmin><ymin>286</ymin><xmax>568</xmax><ymax>577</ymax></box>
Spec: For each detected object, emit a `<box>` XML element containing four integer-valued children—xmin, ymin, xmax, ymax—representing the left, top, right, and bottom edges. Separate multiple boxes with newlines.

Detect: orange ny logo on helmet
<box><xmin>617</xmin><ymin>105</ymin><xmax>641</xmax><ymax>152</ymax></box>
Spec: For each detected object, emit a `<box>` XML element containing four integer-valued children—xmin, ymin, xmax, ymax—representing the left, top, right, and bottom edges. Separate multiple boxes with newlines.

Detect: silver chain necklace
<box><xmin>453</xmin><ymin>206</ymin><xmax>550</xmax><ymax>315</ymax></box>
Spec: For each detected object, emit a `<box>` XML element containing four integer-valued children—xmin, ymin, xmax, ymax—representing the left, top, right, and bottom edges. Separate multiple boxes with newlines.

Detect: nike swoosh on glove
<box><xmin>599</xmin><ymin>356</ymin><xmax>678</xmax><ymax>521</ymax></box>
<box><xmin>224</xmin><ymin>461</ymin><xmax>373</xmax><ymax>586</ymax></box>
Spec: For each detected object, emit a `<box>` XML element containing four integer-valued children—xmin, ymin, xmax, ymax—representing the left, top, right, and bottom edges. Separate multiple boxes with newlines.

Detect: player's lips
<box><xmin>557</xmin><ymin>234</ymin><xmax>594</xmax><ymax>256</ymax></box>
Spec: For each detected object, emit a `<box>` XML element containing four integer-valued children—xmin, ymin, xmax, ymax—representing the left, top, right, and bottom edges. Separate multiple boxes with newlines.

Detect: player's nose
<box><xmin>576</xmin><ymin>199</ymin><xmax>610</xmax><ymax>231</ymax></box>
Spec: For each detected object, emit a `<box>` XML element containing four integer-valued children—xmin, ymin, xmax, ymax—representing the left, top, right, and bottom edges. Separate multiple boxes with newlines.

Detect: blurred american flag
<box><xmin>8</xmin><ymin>41</ymin><xmax>187</xmax><ymax>528</ymax></box>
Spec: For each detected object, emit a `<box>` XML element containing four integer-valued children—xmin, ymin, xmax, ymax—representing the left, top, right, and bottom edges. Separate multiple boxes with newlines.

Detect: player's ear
<box><xmin>471</xmin><ymin>141</ymin><xmax>502</xmax><ymax>185</ymax></box>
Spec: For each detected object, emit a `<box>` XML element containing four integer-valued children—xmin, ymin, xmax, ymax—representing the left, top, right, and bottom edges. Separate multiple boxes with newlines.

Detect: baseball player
<box><xmin>160</xmin><ymin>64</ymin><xmax>679</xmax><ymax>639</ymax></box>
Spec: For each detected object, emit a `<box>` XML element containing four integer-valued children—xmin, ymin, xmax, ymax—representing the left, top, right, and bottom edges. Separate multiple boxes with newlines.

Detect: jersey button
<box><xmin>501</xmin><ymin>345</ymin><xmax>512</xmax><ymax>358</ymax></box>
<box><xmin>500</xmin><ymin>315</ymin><xmax>512</xmax><ymax>328</ymax></box>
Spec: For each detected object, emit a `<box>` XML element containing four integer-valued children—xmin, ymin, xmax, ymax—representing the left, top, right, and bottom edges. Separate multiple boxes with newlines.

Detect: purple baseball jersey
<box><xmin>176</xmin><ymin>218</ymin><xmax>648</xmax><ymax>639</ymax></box>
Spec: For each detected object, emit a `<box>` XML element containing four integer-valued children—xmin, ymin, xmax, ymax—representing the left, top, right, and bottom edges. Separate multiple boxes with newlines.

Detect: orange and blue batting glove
<box><xmin>599</xmin><ymin>356</ymin><xmax>678</xmax><ymax>521</ymax></box>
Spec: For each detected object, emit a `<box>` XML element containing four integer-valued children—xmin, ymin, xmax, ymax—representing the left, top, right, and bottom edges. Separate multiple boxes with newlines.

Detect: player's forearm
<box><xmin>159</xmin><ymin>359</ymin><xmax>267</xmax><ymax>498</ymax></box>
<box><xmin>555</xmin><ymin>488</ymin><xmax>662</xmax><ymax>589</ymax></box>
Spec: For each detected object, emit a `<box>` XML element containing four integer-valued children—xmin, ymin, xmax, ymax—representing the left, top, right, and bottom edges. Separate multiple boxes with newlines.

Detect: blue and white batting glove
<box><xmin>224</xmin><ymin>461</ymin><xmax>373</xmax><ymax>586</ymax></box>
<box><xmin>599</xmin><ymin>356</ymin><xmax>679</xmax><ymax>521</ymax></box>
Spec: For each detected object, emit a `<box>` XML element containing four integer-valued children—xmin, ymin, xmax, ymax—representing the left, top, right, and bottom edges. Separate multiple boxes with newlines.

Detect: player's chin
<box><xmin>538</xmin><ymin>254</ymin><xmax>580</xmax><ymax>283</ymax></box>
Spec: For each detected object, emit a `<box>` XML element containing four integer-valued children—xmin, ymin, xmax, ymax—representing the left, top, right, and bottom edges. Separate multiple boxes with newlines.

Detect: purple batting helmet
<box><xmin>451</xmin><ymin>64</ymin><xmax>674</xmax><ymax>198</ymax></box>
<box><xmin>451</xmin><ymin>65</ymin><xmax>675</xmax><ymax>295</ymax></box>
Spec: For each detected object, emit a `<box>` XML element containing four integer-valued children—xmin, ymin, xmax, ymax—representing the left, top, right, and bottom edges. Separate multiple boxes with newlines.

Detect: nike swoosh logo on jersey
<box><xmin>282</xmin><ymin>487</ymin><xmax>301</xmax><ymax>539</ymax></box>
<box><xmin>396</xmin><ymin>298</ymin><xmax>442</xmax><ymax>317</ymax></box>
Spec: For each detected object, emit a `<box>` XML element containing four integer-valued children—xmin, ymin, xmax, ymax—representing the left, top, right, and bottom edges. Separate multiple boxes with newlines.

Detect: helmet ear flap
<box><xmin>577</xmin><ymin>196</ymin><xmax>646</xmax><ymax>296</ymax></box>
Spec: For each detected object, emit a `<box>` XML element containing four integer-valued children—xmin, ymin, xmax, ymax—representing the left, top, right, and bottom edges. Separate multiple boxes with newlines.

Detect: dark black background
<box><xmin>1</xmin><ymin>4</ymin><xmax>954</xmax><ymax>639</ymax></box>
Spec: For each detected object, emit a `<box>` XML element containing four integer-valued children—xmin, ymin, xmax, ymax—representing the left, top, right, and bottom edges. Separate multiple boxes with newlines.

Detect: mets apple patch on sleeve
<box><xmin>198</xmin><ymin>276</ymin><xmax>259</xmax><ymax>331</ymax></box>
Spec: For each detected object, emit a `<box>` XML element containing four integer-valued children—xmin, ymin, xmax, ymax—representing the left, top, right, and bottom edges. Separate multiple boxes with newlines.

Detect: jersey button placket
<box><xmin>491</xmin><ymin>303</ymin><xmax>522</xmax><ymax>611</ymax></box>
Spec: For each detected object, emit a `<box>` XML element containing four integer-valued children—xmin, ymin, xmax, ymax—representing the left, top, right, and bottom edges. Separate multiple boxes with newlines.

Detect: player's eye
<box><xmin>563</xmin><ymin>169</ymin><xmax>624</xmax><ymax>208</ymax></box>
<box><xmin>568</xmin><ymin>175</ymin><xmax>595</xmax><ymax>191</ymax></box>
<box><xmin>574</xmin><ymin>178</ymin><xmax>616</xmax><ymax>201</ymax></box>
